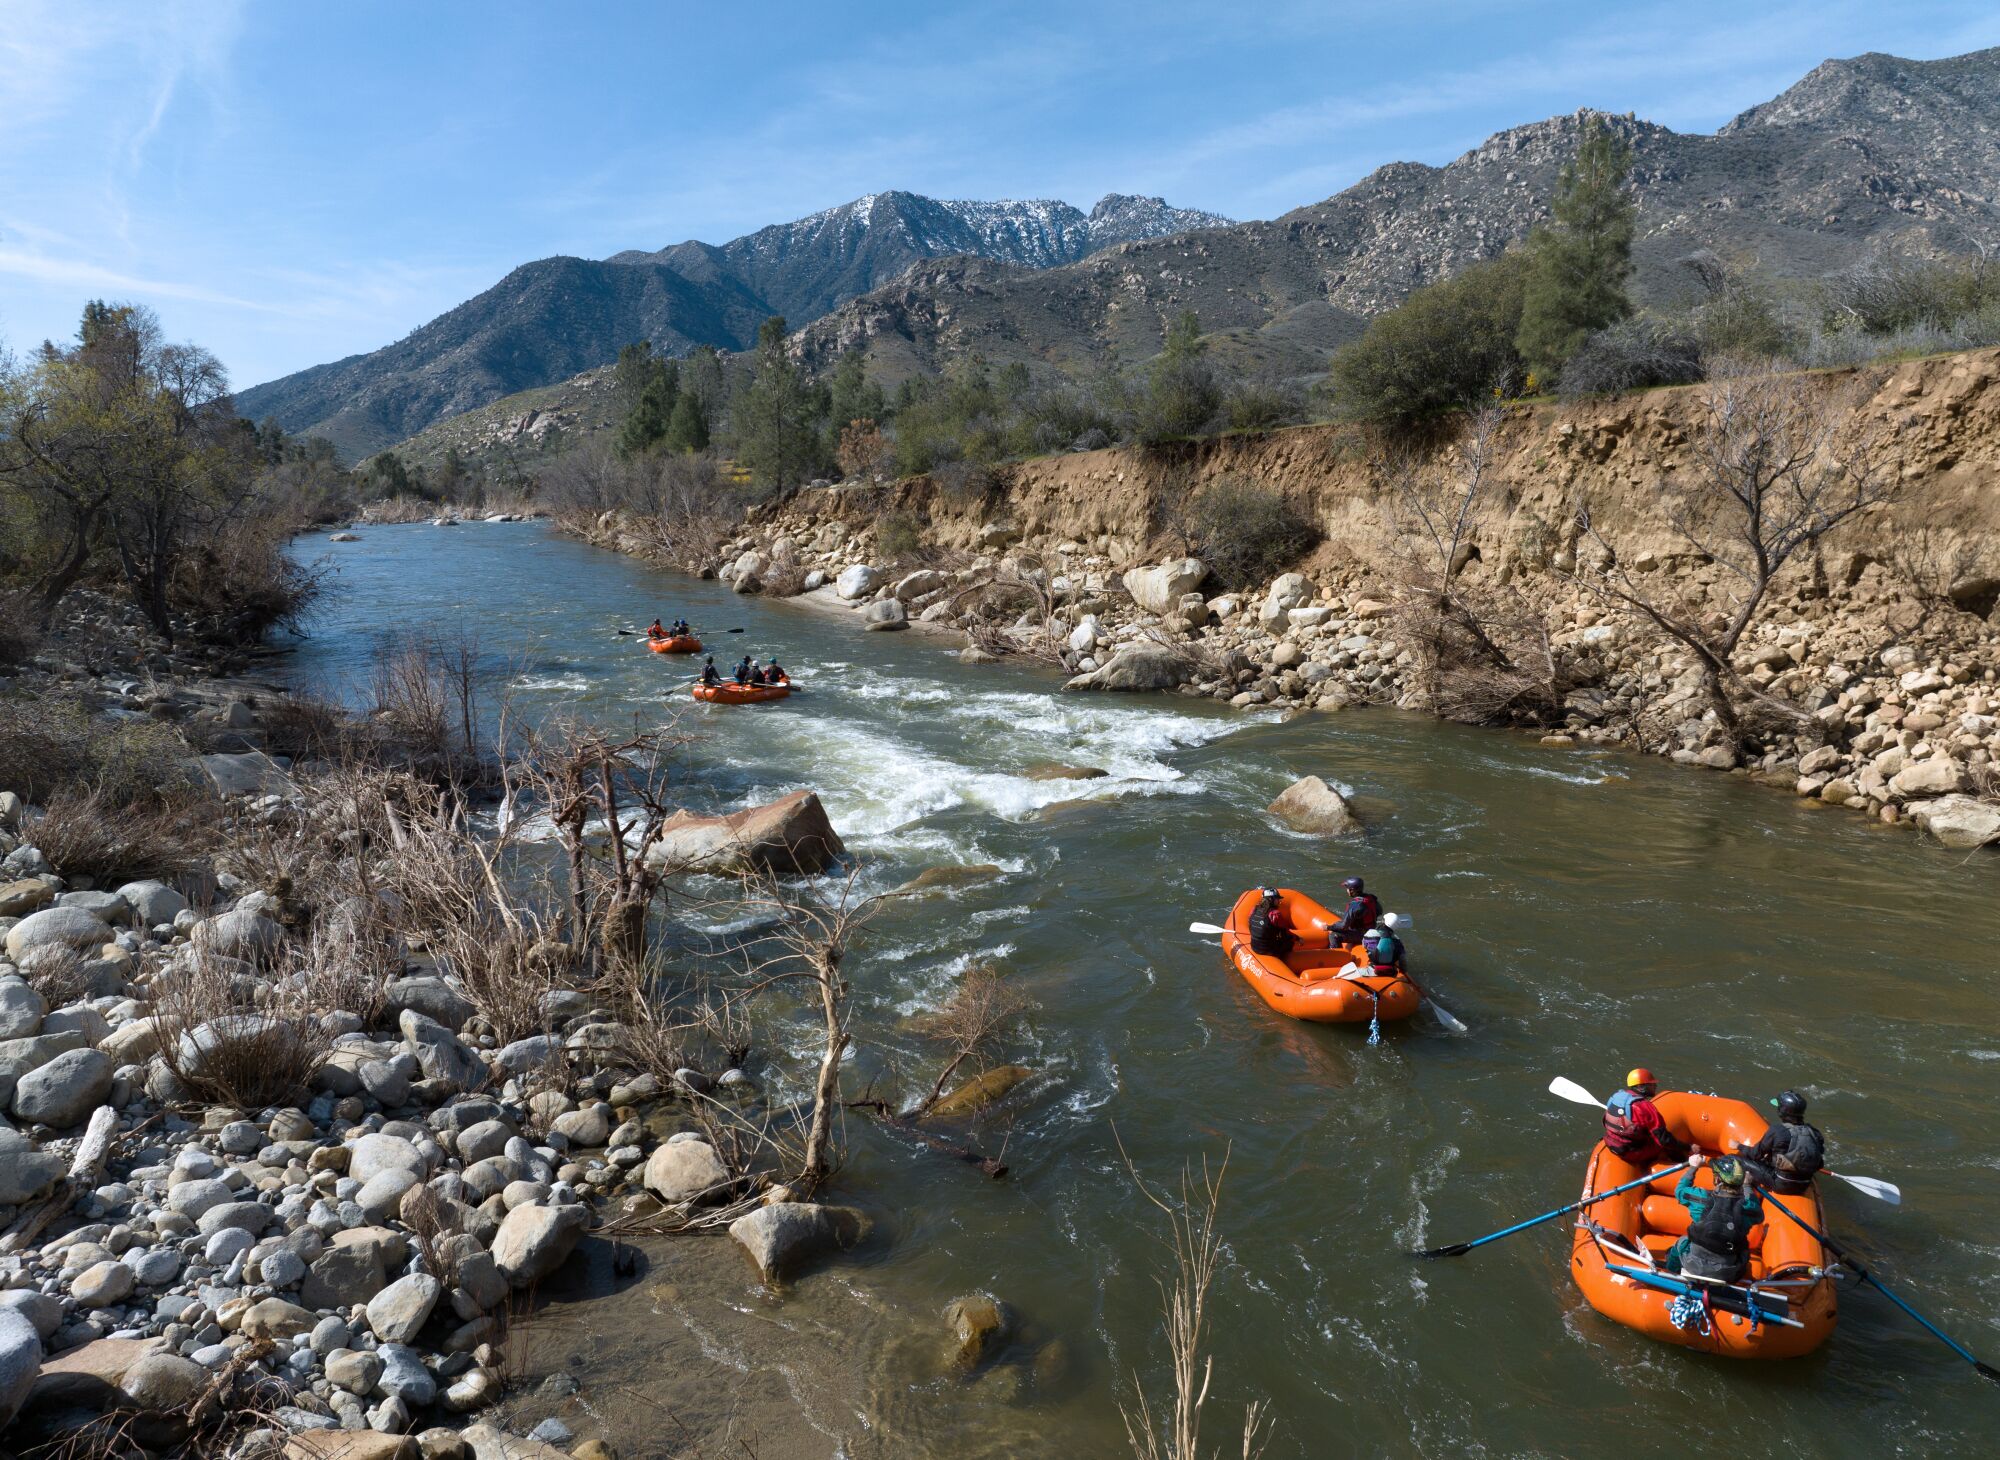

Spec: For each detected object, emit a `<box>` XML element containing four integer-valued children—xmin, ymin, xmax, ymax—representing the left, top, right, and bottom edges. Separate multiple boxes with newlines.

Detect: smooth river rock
<box><xmin>1062</xmin><ymin>646</ymin><xmax>1192</xmax><ymax>694</ymax></box>
<box><xmin>647</xmin><ymin>790</ymin><xmax>845</xmax><ymax>876</ymax></box>
<box><xmin>1266</xmin><ymin>775</ymin><xmax>1361</xmax><ymax>836</ymax></box>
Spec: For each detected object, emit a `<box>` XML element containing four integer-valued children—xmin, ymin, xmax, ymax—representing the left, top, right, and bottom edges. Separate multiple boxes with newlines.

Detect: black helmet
<box><xmin>1343</xmin><ymin>877</ymin><xmax>1364</xmax><ymax>892</ymax></box>
<box><xmin>1772</xmin><ymin>1089</ymin><xmax>1808</xmax><ymax>1121</ymax></box>
<box><xmin>1259</xmin><ymin>886</ymin><xmax>1278</xmax><ymax>900</ymax></box>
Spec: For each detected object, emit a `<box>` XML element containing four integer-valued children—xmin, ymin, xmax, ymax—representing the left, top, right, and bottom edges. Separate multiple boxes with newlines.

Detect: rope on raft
<box><xmin>1668</xmin><ymin>1287</ymin><xmax>1713</xmax><ymax>1336</ymax></box>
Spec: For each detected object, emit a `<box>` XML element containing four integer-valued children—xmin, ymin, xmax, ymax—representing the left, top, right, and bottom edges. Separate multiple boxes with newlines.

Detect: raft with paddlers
<box><xmin>691</xmin><ymin>678</ymin><xmax>791</xmax><ymax>704</ymax></box>
<box><xmin>1218</xmin><ymin>887</ymin><xmax>1421</xmax><ymax>1026</ymax></box>
<box><xmin>1570</xmin><ymin>1091</ymin><xmax>1837</xmax><ymax>1358</ymax></box>
<box><xmin>648</xmin><ymin>635</ymin><xmax>701</xmax><ymax>654</ymax></box>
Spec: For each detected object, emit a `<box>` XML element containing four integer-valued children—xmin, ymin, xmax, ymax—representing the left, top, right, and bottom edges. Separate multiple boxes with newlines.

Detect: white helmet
<box><xmin>1382</xmin><ymin>913</ymin><xmax>1401</xmax><ymax>930</ymax></box>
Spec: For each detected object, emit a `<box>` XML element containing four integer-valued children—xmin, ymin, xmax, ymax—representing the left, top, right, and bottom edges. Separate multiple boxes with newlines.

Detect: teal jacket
<box><xmin>1675</xmin><ymin>1170</ymin><xmax>1764</xmax><ymax>1228</ymax></box>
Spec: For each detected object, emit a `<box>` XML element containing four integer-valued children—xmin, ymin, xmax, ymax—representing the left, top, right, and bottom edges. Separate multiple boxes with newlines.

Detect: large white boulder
<box><xmin>1909</xmin><ymin>795</ymin><xmax>2000</xmax><ymax>850</ymax></box>
<box><xmin>1266</xmin><ymin>775</ymin><xmax>1361</xmax><ymax>836</ymax></box>
<box><xmin>1122</xmin><ymin>558</ymin><xmax>1207</xmax><ymax>616</ymax></box>
<box><xmin>836</xmin><ymin>565</ymin><xmax>881</xmax><ymax>601</ymax></box>
<box><xmin>4</xmin><ymin>907</ymin><xmax>108</xmax><ymax>962</ymax></box>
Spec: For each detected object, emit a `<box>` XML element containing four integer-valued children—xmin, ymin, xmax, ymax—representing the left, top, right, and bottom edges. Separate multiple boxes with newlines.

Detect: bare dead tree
<box><xmin>945</xmin><ymin>549</ymin><xmax>1069</xmax><ymax>664</ymax></box>
<box><xmin>1381</xmin><ymin>408</ymin><xmax>1567</xmax><ymax>724</ymax></box>
<box><xmin>1117</xmin><ymin>1137</ymin><xmax>1271</xmax><ymax>1460</ymax></box>
<box><xmin>904</xmin><ymin>963</ymin><xmax>1029</xmax><ymax>1119</ymax></box>
<box><xmin>1569</xmin><ymin>368</ymin><xmax>1896</xmax><ymax>743</ymax></box>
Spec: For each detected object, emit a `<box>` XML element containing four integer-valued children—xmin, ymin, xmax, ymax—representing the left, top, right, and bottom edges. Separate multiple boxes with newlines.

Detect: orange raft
<box><xmin>1219</xmin><ymin>887</ymin><xmax>1421</xmax><ymax>1025</ymax></box>
<box><xmin>691</xmin><ymin>678</ymin><xmax>791</xmax><ymax>705</ymax></box>
<box><xmin>1570</xmin><ymin>1091</ymin><xmax>1837</xmax><ymax>1358</ymax></box>
<box><xmin>647</xmin><ymin>635</ymin><xmax>702</xmax><ymax>654</ymax></box>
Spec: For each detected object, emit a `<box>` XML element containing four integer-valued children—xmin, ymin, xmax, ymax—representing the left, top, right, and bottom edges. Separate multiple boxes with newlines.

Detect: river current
<box><xmin>287</xmin><ymin>522</ymin><xmax>2000</xmax><ymax>1460</ymax></box>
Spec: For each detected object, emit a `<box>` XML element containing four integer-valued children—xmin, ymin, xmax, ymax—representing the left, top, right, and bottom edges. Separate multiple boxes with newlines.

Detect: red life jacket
<box><xmin>1603</xmin><ymin>1089</ymin><xmax>1664</xmax><ymax>1158</ymax></box>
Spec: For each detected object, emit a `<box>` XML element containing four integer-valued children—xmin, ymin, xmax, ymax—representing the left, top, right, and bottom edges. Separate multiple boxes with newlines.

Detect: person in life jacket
<box><xmin>699</xmin><ymin>656</ymin><xmax>721</xmax><ymax>687</ymax></box>
<box><xmin>1366</xmin><ymin>920</ymin><xmax>1406</xmax><ymax>973</ymax></box>
<box><xmin>1733</xmin><ymin>1089</ymin><xmax>1826</xmax><ymax>1196</ymax></box>
<box><xmin>1602</xmin><ymin>1068</ymin><xmax>1690</xmax><ymax>1166</ymax></box>
<box><xmin>1247</xmin><ymin>888</ymin><xmax>1296</xmax><ymax>957</ymax></box>
<box><xmin>765</xmin><ymin>658</ymin><xmax>787</xmax><ymax>684</ymax></box>
<box><xmin>734</xmin><ymin>655</ymin><xmax>754</xmax><ymax>684</ymax></box>
<box><xmin>1665</xmin><ymin>1154</ymin><xmax>1764</xmax><ymax>1281</ymax></box>
<box><xmin>1330</xmin><ymin>877</ymin><xmax>1383</xmax><ymax>944</ymax></box>
<box><xmin>648</xmin><ymin>619</ymin><xmax>665</xmax><ymax>638</ymax></box>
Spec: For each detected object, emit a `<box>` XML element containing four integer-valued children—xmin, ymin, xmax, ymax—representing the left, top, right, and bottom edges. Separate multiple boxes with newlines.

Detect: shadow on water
<box><xmin>290</xmin><ymin>524</ymin><xmax>2000</xmax><ymax>1460</ymax></box>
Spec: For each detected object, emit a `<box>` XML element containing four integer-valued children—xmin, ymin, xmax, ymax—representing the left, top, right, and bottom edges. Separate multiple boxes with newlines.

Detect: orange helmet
<box><xmin>1625</xmin><ymin>1068</ymin><xmax>1656</xmax><ymax>1090</ymax></box>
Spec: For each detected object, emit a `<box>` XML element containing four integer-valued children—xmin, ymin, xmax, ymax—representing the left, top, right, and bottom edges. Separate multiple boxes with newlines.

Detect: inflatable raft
<box><xmin>1219</xmin><ymin>887</ymin><xmax>1421</xmax><ymax>1025</ymax></box>
<box><xmin>1570</xmin><ymin>1091</ymin><xmax>1836</xmax><ymax>1358</ymax></box>
<box><xmin>648</xmin><ymin>635</ymin><xmax>701</xmax><ymax>654</ymax></box>
<box><xmin>691</xmin><ymin>679</ymin><xmax>791</xmax><ymax>705</ymax></box>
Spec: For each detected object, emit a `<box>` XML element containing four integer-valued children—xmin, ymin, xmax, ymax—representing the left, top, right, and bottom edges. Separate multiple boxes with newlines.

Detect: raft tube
<box><xmin>691</xmin><ymin>679</ymin><xmax>791</xmax><ymax>705</ymax></box>
<box><xmin>1570</xmin><ymin>1091</ymin><xmax>1836</xmax><ymax>1358</ymax></box>
<box><xmin>648</xmin><ymin>635</ymin><xmax>702</xmax><ymax>654</ymax></box>
<box><xmin>1219</xmin><ymin>887</ymin><xmax>1421</xmax><ymax>1025</ymax></box>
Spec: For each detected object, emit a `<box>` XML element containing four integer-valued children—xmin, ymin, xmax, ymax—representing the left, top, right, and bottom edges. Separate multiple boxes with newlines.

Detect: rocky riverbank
<box><xmin>0</xmin><ymin>613</ymin><xmax>886</xmax><ymax>1458</ymax></box>
<box><xmin>569</xmin><ymin>350</ymin><xmax>2000</xmax><ymax>853</ymax></box>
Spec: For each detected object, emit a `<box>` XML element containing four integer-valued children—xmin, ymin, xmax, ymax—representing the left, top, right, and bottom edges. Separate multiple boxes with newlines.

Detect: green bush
<box><xmin>1329</xmin><ymin>253</ymin><xmax>1531</xmax><ymax>431</ymax></box>
<box><xmin>1222</xmin><ymin>377</ymin><xmax>1307</xmax><ymax>433</ymax></box>
<box><xmin>877</xmin><ymin>511</ymin><xmax>924</xmax><ymax>560</ymax></box>
<box><xmin>1136</xmin><ymin>312</ymin><xmax>1222</xmax><ymax>444</ymax></box>
<box><xmin>1181</xmin><ymin>476</ymin><xmax>1320</xmax><ymax>588</ymax></box>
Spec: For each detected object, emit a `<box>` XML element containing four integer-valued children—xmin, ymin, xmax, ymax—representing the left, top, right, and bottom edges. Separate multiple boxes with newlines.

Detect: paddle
<box><xmin>1760</xmin><ymin>1190</ymin><xmax>2000</xmax><ymax>1384</ymax></box>
<box><xmin>1187</xmin><ymin>924</ymin><xmax>1467</xmax><ymax>1032</ymax></box>
<box><xmin>1546</xmin><ymin>1078</ymin><xmax>1901</xmax><ymax>1203</ymax></box>
<box><xmin>1410</xmin><ymin>1158</ymin><xmax>1693</xmax><ymax>1260</ymax></box>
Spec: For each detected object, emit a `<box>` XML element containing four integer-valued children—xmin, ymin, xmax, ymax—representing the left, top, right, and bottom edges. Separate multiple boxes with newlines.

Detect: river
<box><xmin>287</xmin><ymin>521</ymin><xmax>2000</xmax><ymax>1459</ymax></box>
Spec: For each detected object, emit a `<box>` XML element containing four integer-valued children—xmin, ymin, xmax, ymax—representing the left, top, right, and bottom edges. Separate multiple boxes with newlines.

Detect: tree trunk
<box><xmin>801</xmin><ymin>956</ymin><xmax>847</xmax><ymax>1191</ymax></box>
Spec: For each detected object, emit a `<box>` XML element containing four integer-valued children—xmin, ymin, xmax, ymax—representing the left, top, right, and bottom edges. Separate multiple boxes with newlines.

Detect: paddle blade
<box><xmin>1426</xmin><ymin>999</ymin><xmax>1468</xmax><ymax>1035</ymax></box>
<box><xmin>1188</xmin><ymin>922</ymin><xmax>1227</xmax><ymax>936</ymax></box>
<box><xmin>1407</xmin><ymin>1243</ymin><xmax>1471</xmax><ymax>1260</ymax></box>
<box><xmin>1978</xmin><ymin>1361</ymin><xmax>2000</xmax><ymax>1384</ymax></box>
<box><xmin>1548</xmin><ymin>1076</ymin><xmax>1601</xmax><ymax>1107</ymax></box>
<box><xmin>1828</xmin><ymin>1170</ymin><xmax>1902</xmax><ymax>1205</ymax></box>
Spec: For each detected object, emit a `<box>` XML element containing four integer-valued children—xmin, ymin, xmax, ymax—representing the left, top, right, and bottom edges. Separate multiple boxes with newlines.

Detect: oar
<box><xmin>1410</xmin><ymin>1158</ymin><xmax>1692</xmax><ymax>1259</ymax></box>
<box><xmin>1760</xmin><ymin>1190</ymin><xmax>1999</xmax><ymax>1384</ymax></box>
<box><xmin>1547</xmin><ymin>1078</ymin><xmax>1899</xmax><ymax>1203</ymax></box>
<box><xmin>1189</xmin><ymin>924</ymin><xmax>1467</xmax><ymax>1032</ymax></box>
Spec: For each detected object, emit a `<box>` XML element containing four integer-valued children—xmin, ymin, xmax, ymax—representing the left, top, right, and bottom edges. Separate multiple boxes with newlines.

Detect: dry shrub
<box><xmin>171</xmin><ymin>520</ymin><xmax>328</xmax><ymax>641</ymax></box>
<box><xmin>152</xmin><ymin>948</ymin><xmax>327</xmax><ymax>1108</ymax></box>
<box><xmin>401</xmin><ymin>1182</ymin><xmax>465</xmax><ymax>1278</ymax></box>
<box><xmin>0</xmin><ymin>693</ymin><xmax>197</xmax><ymax>806</ymax></box>
<box><xmin>260</xmin><ymin>689</ymin><xmax>361</xmax><ymax>766</ymax></box>
<box><xmin>369</xmin><ymin>628</ymin><xmax>487</xmax><ymax>782</ymax></box>
<box><xmin>23</xmin><ymin>948</ymin><xmax>98</xmax><ymax>1010</ymax></box>
<box><xmin>24</xmin><ymin>788</ymin><xmax>211</xmax><ymax>883</ymax></box>
<box><xmin>907</xmin><ymin>963</ymin><xmax>1029</xmax><ymax>1117</ymax></box>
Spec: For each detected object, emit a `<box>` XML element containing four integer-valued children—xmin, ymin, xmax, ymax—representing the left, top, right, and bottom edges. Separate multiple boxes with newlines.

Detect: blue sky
<box><xmin>4</xmin><ymin>0</ymin><xmax>1997</xmax><ymax>391</ymax></box>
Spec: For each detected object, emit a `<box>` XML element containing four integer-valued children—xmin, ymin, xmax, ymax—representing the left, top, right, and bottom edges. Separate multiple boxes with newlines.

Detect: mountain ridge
<box><xmin>234</xmin><ymin>192</ymin><xmax>1231</xmax><ymax>458</ymax></box>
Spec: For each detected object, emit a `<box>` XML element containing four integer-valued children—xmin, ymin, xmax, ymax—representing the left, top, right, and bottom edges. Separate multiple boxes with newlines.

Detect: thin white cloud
<box><xmin>0</xmin><ymin>247</ymin><xmax>269</xmax><ymax>312</ymax></box>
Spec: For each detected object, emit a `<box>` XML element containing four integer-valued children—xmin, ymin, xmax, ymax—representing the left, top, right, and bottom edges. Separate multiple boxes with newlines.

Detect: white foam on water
<box><xmin>511</xmin><ymin>674</ymin><xmax>590</xmax><ymax>692</ymax></box>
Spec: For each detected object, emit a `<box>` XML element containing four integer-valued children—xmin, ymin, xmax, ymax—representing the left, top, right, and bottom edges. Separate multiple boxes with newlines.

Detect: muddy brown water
<box><xmin>288</xmin><ymin>523</ymin><xmax>2000</xmax><ymax>1459</ymax></box>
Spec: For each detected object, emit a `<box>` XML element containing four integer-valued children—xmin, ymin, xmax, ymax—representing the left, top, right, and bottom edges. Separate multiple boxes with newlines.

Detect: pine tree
<box><xmin>616</xmin><ymin>359</ymin><xmax>679</xmax><ymax>458</ymax></box>
<box><xmin>1139</xmin><ymin>309</ymin><xmax>1221</xmax><ymax>442</ymax></box>
<box><xmin>736</xmin><ymin>317</ymin><xmax>822</xmax><ymax>488</ymax></box>
<box><xmin>826</xmin><ymin>349</ymin><xmax>885</xmax><ymax>433</ymax></box>
<box><xmin>664</xmin><ymin>390</ymin><xmax>709</xmax><ymax>453</ymax></box>
<box><xmin>1516</xmin><ymin>119</ymin><xmax>1636</xmax><ymax>382</ymax></box>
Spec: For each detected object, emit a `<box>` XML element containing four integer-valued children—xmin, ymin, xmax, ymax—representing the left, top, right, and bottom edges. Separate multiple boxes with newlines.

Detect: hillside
<box><xmin>234</xmin><ymin>193</ymin><xmax>1229</xmax><ymax>459</ymax></box>
<box><xmin>793</xmin><ymin>48</ymin><xmax>2000</xmax><ymax>379</ymax></box>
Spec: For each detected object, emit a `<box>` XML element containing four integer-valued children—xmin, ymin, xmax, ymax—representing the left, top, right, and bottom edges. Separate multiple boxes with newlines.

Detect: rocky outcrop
<box><xmin>648</xmin><ymin>790</ymin><xmax>846</xmax><ymax>875</ymax></box>
<box><xmin>1063</xmin><ymin>647</ymin><xmax>1192</xmax><ymax>693</ymax></box>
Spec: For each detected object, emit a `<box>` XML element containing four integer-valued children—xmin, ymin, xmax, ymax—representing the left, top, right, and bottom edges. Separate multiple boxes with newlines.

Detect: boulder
<box><xmin>4</xmin><ymin>907</ymin><xmax>108</xmax><ymax>962</ymax></box>
<box><xmin>349</xmin><ymin>1132</ymin><xmax>427</xmax><ymax>1184</ymax></box>
<box><xmin>1122</xmin><ymin>558</ymin><xmax>1206</xmax><ymax>616</ymax></box>
<box><xmin>1889</xmin><ymin>759</ymin><xmax>1966</xmax><ymax>798</ymax></box>
<box><xmin>0</xmin><ymin>981</ymin><xmax>45</xmax><ymax>1040</ymax></box>
<box><xmin>1266</xmin><ymin>776</ymin><xmax>1361</xmax><ymax>836</ymax></box>
<box><xmin>893</xmin><ymin>569</ymin><xmax>947</xmax><ymax>601</ymax></box>
<box><xmin>1063</xmin><ymin>646</ymin><xmax>1191</xmax><ymax>694</ymax></box>
<box><xmin>0</xmin><ymin>881</ymin><xmax>52</xmax><ymax>919</ymax></box>
<box><xmin>71</xmin><ymin>1260</ymin><xmax>134</xmax><ymax>1308</ymax></box>
<box><xmin>929</xmin><ymin>1064</ymin><xmax>1034</xmax><ymax>1118</ymax></box>
<box><xmin>23</xmin><ymin>1335</ymin><xmax>152</xmax><ymax>1413</ymax></box>
<box><xmin>192</xmin><ymin>907</ymin><xmax>283</xmax><ymax>962</ymax></box>
<box><xmin>1908</xmin><ymin>795</ymin><xmax>2000</xmax><ymax>850</ymax></box>
<box><xmin>944</xmin><ymin>1294</ymin><xmax>1013</xmax><ymax>1369</ymax></box>
<box><xmin>399</xmin><ymin>1009</ymin><xmax>484</xmax><ymax>1091</ymax></box>
<box><xmin>366</xmin><ymin>1273</ymin><xmax>441</xmax><ymax>1344</ymax></box>
<box><xmin>239</xmin><ymin>1298</ymin><xmax>317</xmax><ymax>1341</ymax></box>
<box><xmin>490</xmin><ymin>1202</ymin><xmax>588</xmax><ymax>1287</ymax></box>
<box><xmin>835</xmin><ymin>565</ymin><xmax>881</xmax><ymax>600</ymax></box>
<box><xmin>643</xmin><ymin>1139</ymin><xmax>730</xmax><ymax>1206</ymax></box>
<box><xmin>301</xmin><ymin>1245</ymin><xmax>386</xmax><ymax>1311</ymax></box>
<box><xmin>648</xmin><ymin>790</ymin><xmax>845</xmax><ymax>876</ymax></box>
<box><xmin>461</xmin><ymin>1426</ymin><xmax>571</xmax><ymax>1460</ymax></box>
<box><xmin>0</xmin><ymin>1032</ymin><xmax>86</xmax><ymax>1084</ymax></box>
<box><xmin>0</xmin><ymin>1142</ymin><xmax>65</xmax><ymax>1205</ymax></box>
<box><xmin>11</xmin><ymin>1048</ymin><xmax>113</xmax><ymax>1127</ymax></box>
<box><xmin>728</xmin><ymin>1202</ymin><xmax>862</xmax><ymax>1284</ymax></box>
<box><xmin>383</xmin><ymin>976</ymin><xmax>475</xmax><ymax>1032</ymax></box>
<box><xmin>861</xmin><ymin>598</ymin><xmax>908</xmax><ymax>631</ymax></box>
<box><xmin>119</xmin><ymin>1351</ymin><xmax>208</xmax><ymax>1411</ymax></box>
<box><xmin>0</xmin><ymin>1309</ymin><xmax>35</xmax><ymax>1430</ymax></box>
<box><xmin>284</xmin><ymin>1432</ymin><xmax>417</xmax><ymax>1460</ymax></box>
